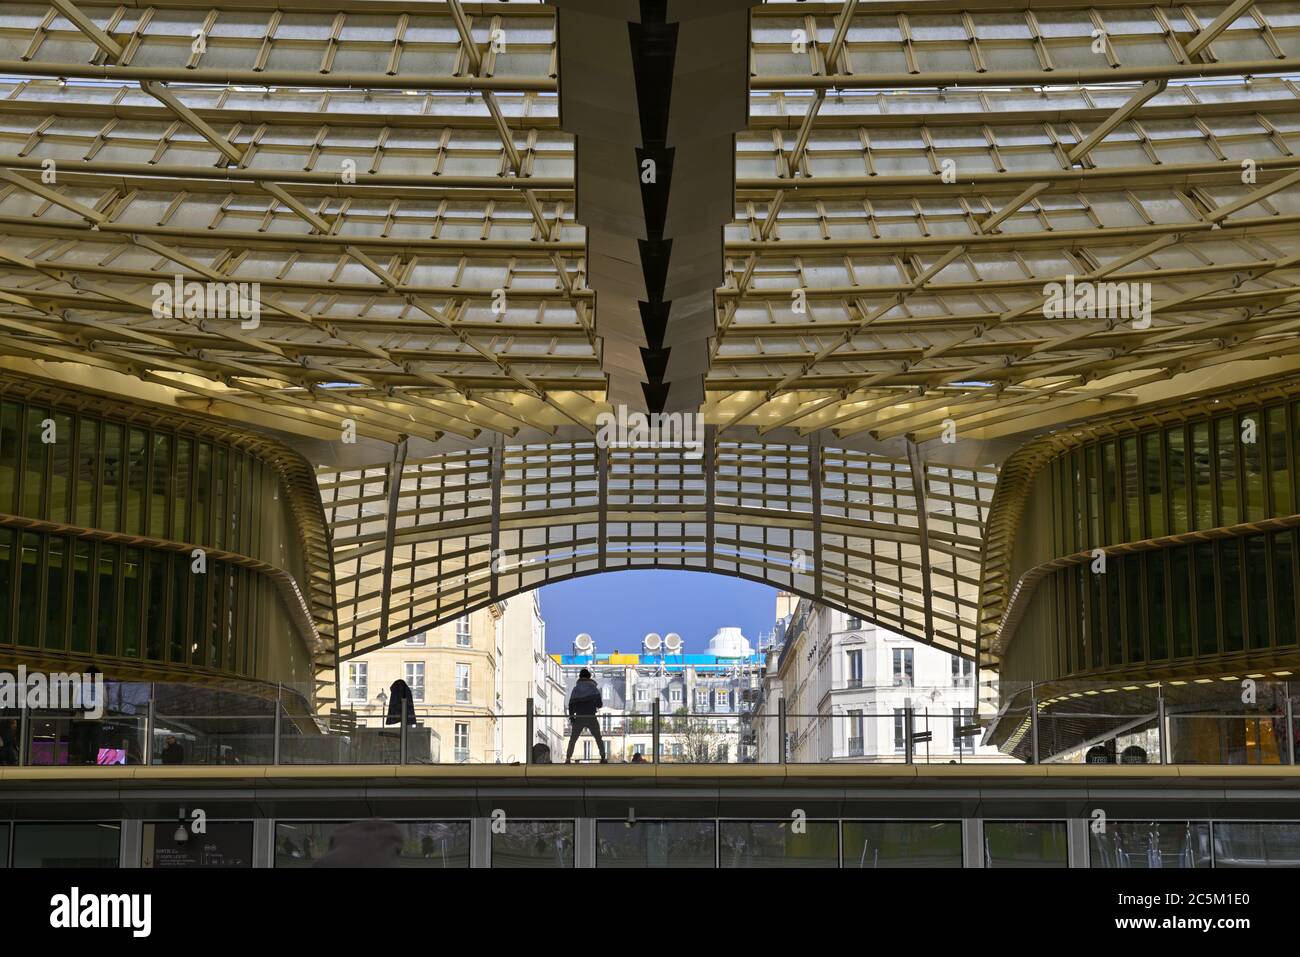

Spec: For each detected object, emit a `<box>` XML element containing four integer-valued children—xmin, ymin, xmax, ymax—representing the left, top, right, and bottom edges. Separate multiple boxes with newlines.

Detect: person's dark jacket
<box><xmin>160</xmin><ymin>741</ymin><xmax>185</xmax><ymax>765</ymax></box>
<box><xmin>568</xmin><ymin>678</ymin><xmax>603</xmax><ymax>717</ymax></box>
<box><xmin>386</xmin><ymin>679</ymin><xmax>418</xmax><ymax>726</ymax></box>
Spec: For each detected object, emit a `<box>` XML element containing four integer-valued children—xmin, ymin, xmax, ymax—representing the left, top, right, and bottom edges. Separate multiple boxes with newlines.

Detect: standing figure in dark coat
<box><xmin>565</xmin><ymin>669</ymin><xmax>607</xmax><ymax>764</ymax></box>
<box><xmin>386</xmin><ymin>679</ymin><xmax>418</xmax><ymax>726</ymax></box>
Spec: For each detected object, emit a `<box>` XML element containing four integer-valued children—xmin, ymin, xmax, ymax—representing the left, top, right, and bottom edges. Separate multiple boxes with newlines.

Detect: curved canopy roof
<box><xmin>0</xmin><ymin>0</ymin><xmax>1297</xmax><ymax>467</ymax></box>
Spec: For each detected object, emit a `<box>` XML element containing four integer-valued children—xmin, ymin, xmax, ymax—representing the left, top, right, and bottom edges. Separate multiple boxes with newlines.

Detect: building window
<box><xmin>404</xmin><ymin>661</ymin><xmax>425</xmax><ymax>703</ymax></box>
<box><xmin>717</xmin><ymin>744</ymin><xmax>729</xmax><ymax>763</ymax></box>
<box><xmin>670</xmin><ymin>687</ymin><xmax>682</xmax><ymax>704</ymax></box>
<box><xmin>405</xmin><ymin>631</ymin><xmax>426</xmax><ymax>646</ymax></box>
<box><xmin>951</xmin><ymin>655</ymin><xmax>973</xmax><ymax>687</ymax></box>
<box><xmin>715</xmin><ymin>690</ymin><xmax>729</xmax><ymax>712</ymax></box>
<box><xmin>893</xmin><ymin>708</ymin><xmax>906</xmax><ymax>752</ymax></box>
<box><xmin>455</xmin><ymin>663</ymin><xmax>471</xmax><ymax>704</ymax></box>
<box><xmin>695</xmin><ymin>689</ymin><xmax>709</xmax><ymax>712</ymax></box>
<box><xmin>892</xmin><ymin>648</ymin><xmax>914</xmax><ymax>687</ymax></box>
<box><xmin>345</xmin><ymin>662</ymin><xmax>367</xmax><ymax>703</ymax></box>
<box><xmin>636</xmin><ymin>687</ymin><xmax>648</xmax><ymax>703</ymax></box>
<box><xmin>846</xmin><ymin>615</ymin><xmax>862</xmax><ymax>630</ymax></box>
<box><xmin>633</xmin><ymin>743</ymin><xmax>645</xmax><ymax>756</ymax></box>
<box><xmin>601</xmin><ymin>713</ymin><xmax>611</xmax><ymax>733</ymax></box>
<box><xmin>455</xmin><ymin>615</ymin><xmax>471</xmax><ymax>647</ymax></box>
<box><xmin>953</xmin><ymin>707</ymin><xmax>975</xmax><ymax>753</ymax></box>
<box><xmin>846</xmin><ymin>649</ymin><xmax>863</xmax><ymax>688</ymax></box>
<box><xmin>847</xmin><ymin>709</ymin><xmax>864</xmax><ymax>756</ymax></box>
<box><xmin>454</xmin><ymin>722</ymin><xmax>470</xmax><ymax>763</ymax></box>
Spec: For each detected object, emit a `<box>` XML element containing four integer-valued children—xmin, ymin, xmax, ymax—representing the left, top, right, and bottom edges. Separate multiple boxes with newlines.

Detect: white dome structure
<box><xmin>643</xmin><ymin>632</ymin><xmax>662</xmax><ymax>652</ymax></box>
<box><xmin>663</xmin><ymin>632</ymin><xmax>683</xmax><ymax>653</ymax></box>
<box><xmin>706</xmin><ymin>627</ymin><xmax>752</xmax><ymax>658</ymax></box>
<box><xmin>573</xmin><ymin>633</ymin><xmax>594</xmax><ymax>654</ymax></box>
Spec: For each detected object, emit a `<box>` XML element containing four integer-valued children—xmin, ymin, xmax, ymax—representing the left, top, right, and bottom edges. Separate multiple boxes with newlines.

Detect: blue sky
<box><xmin>538</xmin><ymin>571</ymin><xmax>779</xmax><ymax>656</ymax></box>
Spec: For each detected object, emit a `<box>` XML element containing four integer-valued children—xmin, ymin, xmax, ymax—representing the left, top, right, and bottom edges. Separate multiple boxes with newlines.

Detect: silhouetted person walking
<box><xmin>565</xmin><ymin>669</ymin><xmax>607</xmax><ymax>764</ymax></box>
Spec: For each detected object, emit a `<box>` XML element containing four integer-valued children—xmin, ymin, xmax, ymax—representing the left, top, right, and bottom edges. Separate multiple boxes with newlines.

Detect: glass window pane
<box><xmin>0</xmin><ymin>527</ymin><xmax>10</xmax><ymax>647</ymax></box>
<box><xmin>0</xmin><ymin>403</ymin><xmax>18</xmax><ymax>513</ymax></box>
<box><xmin>273</xmin><ymin>821</ymin><xmax>470</xmax><ymax>868</ymax></box>
<box><xmin>170</xmin><ymin>553</ymin><xmax>188</xmax><ymax>663</ymax></box>
<box><xmin>490</xmin><ymin>821</ymin><xmax>574</xmax><ymax>868</ymax></box>
<box><xmin>1122</xmin><ymin>436</ymin><xmax>1140</xmax><ymax>539</ymax></box>
<box><xmin>75</xmin><ymin>418</ymin><xmax>98</xmax><ymax>528</ymax></box>
<box><xmin>1246</xmin><ymin>536</ymin><xmax>1269</xmax><ymax>651</ymax></box>
<box><xmin>596</xmin><ymin>820</ymin><xmax>716</xmax><ymax>868</ymax></box>
<box><xmin>0</xmin><ymin>529</ymin><xmax>11</xmax><ymax>645</ymax></box>
<box><xmin>1142</xmin><ymin>432</ymin><xmax>1164</xmax><ymax>537</ymax></box>
<box><xmin>1274</xmin><ymin>532</ymin><xmax>1297</xmax><ymax>647</ymax></box>
<box><xmin>1102</xmin><ymin>442</ymin><xmax>1120</xmax><ymax>544</ymax></box>
<box><xmin>1192</xmin><ymin>422</ymin><xmax>1213</xmax><ymax>530</ymax></box>
<box><xmin>1147</xmin><ymin>551</ymin><xmax>1167</xmax><ymax>661</ymax></box>
<box><xmin>1090</xmin><ymin>822</ymin><xmax>1211</xmax><ymax>868</ymax></box>
<box><xmin>96</xmin><ymin>543</ymin><xmax>118</xmax><ymax>656</ymax></box>
<box><xmin>213</xmin><ymin>446</ymin><xmax>228</xmax><ymax>551</ymax></box>
<box><xmin>983</xmin><ymin>821</ymin><xmax>1068</xmax><ymax>868</ymax></box>
<box><xmin>1195</xmin><ymin>542</ymin><xmax>1218</xmax><ymax>656</ymax></box>
<box><xmin>125</xmin><ymin>429</ymin><xmax>147</xmax><ymax>535</ymax></box>
<box><xmin>70</xmin><ymin>541</ymin><xmax>92</xmax><ymax>653</ymax></box>
<box><xmin>12</xmin><ymin>823</ymin><xmax>120</xmax><ymax>868</ymax></box>
<box><xmin>173</xmin><ymin>437</ymin><xmax>192</xmax><ymax>542</ymax></box>
<box><xmin>45</xmin><ymin>536</ymin><xmax>65</xmax><ymax>652</ymax></box>
<box><xmin>842</xmin><ymin>821</ymin><xmax>963</xmax><ymax>868</ymax></box>
<box><xmin>1220</xmin><ymin>539</ymin><xmax>1244</xmax><ymax>654</ymax></box>
<box><xmin>1243</xmin><ymin>413</ymin><xmax>1265</xmax><ymax>522</ymax></box>
<box><xmin>122</xmin><ymin>547</ymin><xmax>143</xmax><ymax>659</ymax></box>
<box><xmin>1215</xmin><ymin>416</ymin><xmax>1239</xmax><ymax>526</ymax></box>
<box><xmin>146</xmin><ymin>552</ymin><xmax>167</xmax><ymax>661</ymax></box>
<box><xmin>1124</xmin><ymin>556</ymin><xmax>1144</xmax><ymax>663</ymax></box>
<box><xmin>195</xmin><ymin>442</ymin><xmax>212</xmax><ymax>545</ymax></box>
<box><xmin>719</xmin><ymin>821</ymin><xmax>839</xmax><ymax>868</ymax></box>
<box><xmin>101</xmin><ymin>422</ymin><xmax>122</xmax><ymax>532</ymax></box>
<box><xmin>1213</xmin><ymin>822</ymin><xmax>1300</xmax><ymax>867</ymax></box>
<box><xmin>1106</xmin><ymin>559</ymin><xmax>1122</xmax><ymax>666</ymax></box>
<box><xmin>1166</xmin><ymin>427</ymin><xmax>1188</xmax><ymax>534</ymax></box>
<box><xmin>1085</xmin><ymin>446</ymin><xmax>1100</xmax><ymax>547</ymax></box>
<box><xmin>190</xmin><ymin>564</ymin><xmax>209</xmax><ymax>666</ymax></box>
<box><xmin>15</xmin><ymin>533</ymin><xmax>41</xmax><ymax>648</ymax></box>
<box><xmin>150</xmin><ymin>433</ymin><xmax>171</xmax><ymax>539</ymax></box>
<box><xmin>50</xmin><ymin>413</ymin><xmax>73</xmax><ymax>524</ymax></box>
<box><xmin>1268</xmin><ymin>406</ymin><xmax>1292</xmax><ymax>517</ymax></box>
<box><xmin>21</xmin><ymin>406</ymin><xmax>49</xmax><ymax>519</ymax></box>
<box><xmin>1171</xmin><ymin>546</ymin><xmax>1193</xmax><ymax>659</ymax></box>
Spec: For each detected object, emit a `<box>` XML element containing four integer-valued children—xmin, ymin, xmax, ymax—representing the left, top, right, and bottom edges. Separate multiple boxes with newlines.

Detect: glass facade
<box><xmin>596</xmin><ymin>820</ymin><xmax>717</xmax><ymax>868</ymax></box>
<box><xmin>1042</xmin><ymin>401</ymin><xmax>1300</xmax><ymax>678</ymax></box>
<box><xmin>1089</xmin><ymin>821</ymin><xmax>1212</xmax><ymax>868</ymax></box>
<box><xmin>0</xmin><ymin>816</ymin><xmax>1294</xmax><ymax>866</ymax></box>
<box><xmin>983</xmin><ymin>821</ymin><xmax>1069</xmax><ymax>868</ymax></box>
<box><xmin>718</xmin><ymin>821</ymin><xmax>839</xmax><ymax>868</ymax></box>
<box><xmin>843</xmin><ymin>820</ymin><xmax>963</xmax><ymax>868</ymax></box>
<box><xmin>274</xmin><ymin>820</ymin><xmax>471</xmax><ymax>867</ymax></box>
<box><xmin>11</xmin><ymin>822</ymin><xmax>120</xmax><ymax>868</ymax></box>
<box><xmin>490</xmin><ymin>820</ymin><xmax>575</xmax><ymax>868</ymax></box>
<box><xmin>0</xmin><ymin>396</ymin><xmax>314</xmax><ymax>683</ymax></box>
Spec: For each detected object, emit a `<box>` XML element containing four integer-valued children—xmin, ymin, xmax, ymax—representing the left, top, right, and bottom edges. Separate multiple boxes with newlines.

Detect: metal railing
<box><xmin>3</xmin><ymin>676</ymin><xmax>1299</xmax><ymax>768</ymax></box>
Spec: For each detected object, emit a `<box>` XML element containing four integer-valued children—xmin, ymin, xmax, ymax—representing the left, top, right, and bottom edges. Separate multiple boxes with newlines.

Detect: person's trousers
<box><xmin>566</xmin><ymin>716</ymin><xmax>606</xmax><ymax>760</ymax></box>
